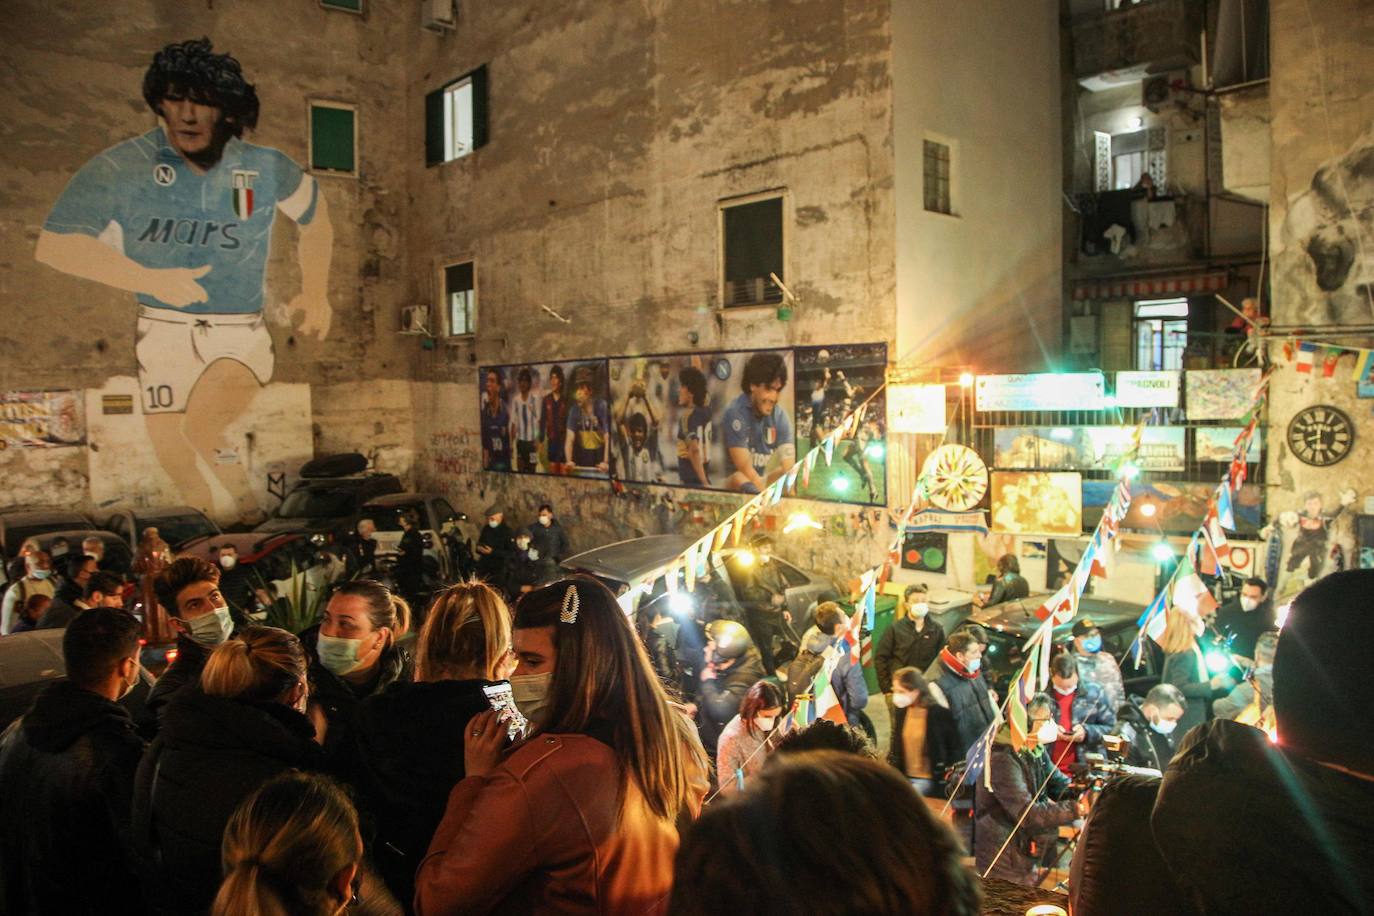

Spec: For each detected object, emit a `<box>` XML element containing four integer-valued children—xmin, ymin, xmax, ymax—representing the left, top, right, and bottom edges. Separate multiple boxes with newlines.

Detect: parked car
<box><xmin>959</xmin><ymin>593</ymin><xmax>1154</xmax><ymax>698</ymax></box>
<box><xmin>0</xmin><ymin>627</ymin><xmax>154</xmax><ymax>733</ymax></box>
<box><xmin>0</xmin><ymin>507</ymin><xmax>95</xmax><ymax>583</ymax></box>
<box><xmin>97</xmin><ymin>505</ymin><xmax>220</xmax><ymax>552</ymax></box>
<box><xmin>254</xmin><ymin>453</ymin><xmax>403</xmax><ymax>545</ymax></box>
<box><xmin>358</xmin><ymin>492</ymin><xmax>470</xmax><ymax>583</ymax></box>
<box><xmin>31</xmin><ymin>530</ymin><xmax>136</xmax><ymax>581</ymax></box>
<box><xmin>560</xmin><ymin>534</ymin><xmax>842</xmax><ymax>628</ymax></box>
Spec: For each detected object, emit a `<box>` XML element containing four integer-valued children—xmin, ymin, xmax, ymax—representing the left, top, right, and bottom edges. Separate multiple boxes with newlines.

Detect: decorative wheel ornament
<box><xmin>920</xmin><ymin>445</ymin><xmax>989</xmax><ymax>511</ymax></box>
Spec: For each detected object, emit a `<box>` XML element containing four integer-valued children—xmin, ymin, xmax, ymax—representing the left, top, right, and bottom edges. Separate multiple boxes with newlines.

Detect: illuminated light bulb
<box><xmin>959</xmin><ymin>372</ymin><xmax>975</xmax><ymax>388</ymax></box>
<box><xmin>1120</xmin><ymin>463</ymin><xmax>1141</xmax><ymax>480</ymax></box>
<box><xmin>1139</xmin><ymin>502</ymin><xmax>1157</xmax><ymax>518</ymax></box>
<box><xmin>1205</xmin><ymin>650</ymin><xmax>1232</xmax><ymax>674</ymax></box>
<box><xmin>832</xmin><ymin>477</ymin><xmax>851</xmax><ymax>493</ymax></box>
<box><xmin>735</xmin><ymin>550</ymin><xmax>755</xmax><ymax>568</ymax></box>
<box><xmin>865</xmin><ymin>443</ymin><xmax>885</xmax><ymax>459</ymax></box>
<box><xmin>783</xmin><ymin>512</ymin><xmax>823</xmax><ymax>535</ymax></box>
<box><xmin>669</xmin><ymin>591</ymin><xmax>696</xmax><ymax>616</ymax></box>
<box><xmin>1151</xmin><ymin>543</ymin><xmax>1174</xmax><ymax>563</ymax></box>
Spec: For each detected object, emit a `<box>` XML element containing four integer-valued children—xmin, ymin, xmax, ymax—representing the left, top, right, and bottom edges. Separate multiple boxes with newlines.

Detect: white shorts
<box><xmin>135</xmin><ymin>307</ymin><xmax>274</xmax><ymax>414</ymax></box>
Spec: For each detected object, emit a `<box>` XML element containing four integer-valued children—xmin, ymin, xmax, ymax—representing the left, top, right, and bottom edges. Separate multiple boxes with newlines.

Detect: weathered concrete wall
<box><xmin>1264</xmin><ymin>0</ymin><xmax>1374</xmax><ymax>597</ymax></box>
<box><xmin>0</xmin><ymin>0</ymin><xmax>416</xmax><ymax>520</ymax></box>
<box><xmin>893</xmin><ymin>0</ymin><xmax>1063</xmax><ymax>372</ymax></box>
<box><xmin>403</xmin><ymin>0</ymin><xmax>901</xmax><ymax>577</ymax></box>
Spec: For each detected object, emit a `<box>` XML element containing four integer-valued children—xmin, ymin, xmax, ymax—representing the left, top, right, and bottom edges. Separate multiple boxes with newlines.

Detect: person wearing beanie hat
<box><xmin>1070</xmin><ymin>570</ymin><xmax>1374</xmax><ymax>915</ymax></box>
<box><xmin>474</xmin><ymin>506</ymin><xmax>514</xmax><ymax>596</ymax></box>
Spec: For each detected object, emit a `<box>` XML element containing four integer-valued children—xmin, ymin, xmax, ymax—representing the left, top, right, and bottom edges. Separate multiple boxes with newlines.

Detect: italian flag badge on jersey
<box><xmin>231</xmin><ymin>169</ymin><xmax>259</xmax><ymax>218</ymax></box>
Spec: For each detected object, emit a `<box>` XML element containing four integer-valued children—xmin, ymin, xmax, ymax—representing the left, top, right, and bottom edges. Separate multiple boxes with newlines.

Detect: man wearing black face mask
<box><xmin>0</xmin><ymin>608</ymin><xmax>147</xmax><ymax>915</ymax></box>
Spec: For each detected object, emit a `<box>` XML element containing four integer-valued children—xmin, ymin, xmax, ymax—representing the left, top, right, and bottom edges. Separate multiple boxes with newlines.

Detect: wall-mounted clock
<box><xmin>1286</xmin><ymin>405</ymin><xmax>1353</xmax><ymax>466</ymax></box>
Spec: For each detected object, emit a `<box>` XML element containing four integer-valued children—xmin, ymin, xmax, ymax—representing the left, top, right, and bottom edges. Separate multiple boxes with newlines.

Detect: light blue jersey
<box><xmin>43</xmin><ymin>128</ymin><xmax>318</xmax><ymax>314</ymax></box>
<box><xmin>722</xmin><ymin>392</ymin><xmax>792</xmax><ymax>477</ymax></box>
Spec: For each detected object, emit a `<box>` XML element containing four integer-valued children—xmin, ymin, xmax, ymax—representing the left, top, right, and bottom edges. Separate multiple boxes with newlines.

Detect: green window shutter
<box><xmin>310</xmin><ymin>105</ymin><xmax>355</xmax><ymax>173</ymax></box>
<box><xmin>320</xmin><ymin>0</ymin><xmax>362</xmax><ymax>10</ymax></box>
<box><xmin>471</xmin><ymin>65</ymin><xmax>489</xmax><ymax>150</ymax></box>
<box><xmin>425</xmin><ymin>88</ymin><xmax>444</xmax><ymax>166</ymax></box>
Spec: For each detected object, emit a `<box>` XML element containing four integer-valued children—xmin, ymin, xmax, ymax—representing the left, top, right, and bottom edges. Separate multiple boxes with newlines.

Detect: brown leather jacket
<box><xmin>416</xmin><ymin>732</ymin><xmax>696</xmax><ymax>915</ymax></box>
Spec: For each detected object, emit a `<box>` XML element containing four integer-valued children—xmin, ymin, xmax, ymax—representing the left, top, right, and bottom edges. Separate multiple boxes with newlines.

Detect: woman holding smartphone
<box><xmin>416</xmin><ymin>577</ymin><xmax>708</xmax><ymax>915</ymax></box>
<box><xmin>343</xmin><ymin>581</ymin><xmax>515</xmax><ymax>908</ymax></box>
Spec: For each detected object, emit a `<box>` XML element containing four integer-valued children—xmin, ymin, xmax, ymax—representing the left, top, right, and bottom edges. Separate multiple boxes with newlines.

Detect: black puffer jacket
<box><xmin>132</xmin><ymin>689</ymin><xmax>324</xmax><ymax>914</ymax></box>
<box><xmin>1071</xmin><ymin>720</ymin><xmax>1374</xmax><ymax>915</ymax></box>
<box><xmin>697</xmin><ymin>648</ymin><xmax>766</xmax><ymax>753</ymax></box>
<box><xmin>934</xmin><ymin>659</ymin><xmax>996</xmax><ymax>755</ymax></box>
<box><xmin>0</xmin><ymin>680</ymin><xmax>146</xmax><ymax>915</ymax></box>
<box><xmin>341</xmin><ymin>679</ymin><xmax>492</xmax><ymax>909</ymax></box>
<box><xmin>302</xmin><ymin>627</ymin><xmax>414</xmax><ymax>759</ymax></box>
<box><xmin>140</xmin><ymin>633</ymin><xmax>210</xmax><ymax>733</ymax></box>
<box><xmin>974</xmin><ymin>741</ymin><xmax>1076</xmax><ymax>885</ymax></box>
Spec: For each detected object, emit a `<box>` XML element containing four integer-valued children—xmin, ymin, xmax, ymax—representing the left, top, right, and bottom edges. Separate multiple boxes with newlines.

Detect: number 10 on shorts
<box><xmin>145</xmin><ymin>384</ymin><xmax>174</xmax><ymax>410</ymax></box>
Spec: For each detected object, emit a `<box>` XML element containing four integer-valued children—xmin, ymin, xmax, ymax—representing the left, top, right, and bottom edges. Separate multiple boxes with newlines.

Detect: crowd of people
<box><xmin>0</xmin><ymin>526</ymin><xmax>1371</xmax><ymax>915</ymax></box>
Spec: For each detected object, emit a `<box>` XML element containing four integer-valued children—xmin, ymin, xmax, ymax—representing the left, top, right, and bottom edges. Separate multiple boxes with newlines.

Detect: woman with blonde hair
<box><xmin>212</xmin><ymin>771</ymin><xmax>362</xmax><ymax>916</ymax></box>
<box><xmin>307</xmin><ymin>578</ymin><xmax>414</xmax><ymax>757</ymax></box>
<box><xmin>344</xmin><ymin>579</ymin><xmax>516</xmax><ymax>906</ymax></box>
<box><xmin>133</xmin><ymin>625</ymin><xmax>325</xmax><ymax>913</ymax></box>
<box><xmin>1159</xmin><ymin>608</ymin><xmax>1230</xmax><ymax>737</ymax></box>
<box><xmin>416</xmin><ymin>577</ymin><xmax>710</xmax><ymax>915</ymax></box>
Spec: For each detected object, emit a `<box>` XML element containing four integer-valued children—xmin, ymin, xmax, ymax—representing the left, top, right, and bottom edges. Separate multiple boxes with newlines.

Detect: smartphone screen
<box><xmin>482</xmin><ymin>681</ymin><xmax>529</xmax><ymax>741</ymax></box>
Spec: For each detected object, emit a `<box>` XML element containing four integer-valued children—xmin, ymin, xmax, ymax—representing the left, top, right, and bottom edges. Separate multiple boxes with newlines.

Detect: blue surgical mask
<box><xmin>187</xmin><ymin>606</ymin><xmax>233</xmax><ymax>648</ymax></box>
<box><xmin>316</xmin><ymin>633</ymin><xmax>366</xmax><ymax>675</ymax></box>
<box><xmin>31</xmin><ymin>569</ymin><xmax>51</xmax><ymax>580</ymax></box>
<box><xmin>1081</xmin><ymin>635</ymin><xmax>1103</xmax><ymax>653</ymax></box>
<box><xmin>967</xmin><ymin>657</ymin><xmax>981</xmax><ymax>674</ymax></box>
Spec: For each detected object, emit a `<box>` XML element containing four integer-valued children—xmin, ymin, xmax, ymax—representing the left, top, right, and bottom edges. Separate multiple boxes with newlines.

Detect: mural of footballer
<box><xmin>34</xmin><ymin>38</ymin><xmax>333</xmax><ymax>520</ymax></box>
<box><xmin>723</xmin><ymin>351</ymin><xmax>795</xmax><ymax>492</ymax></box>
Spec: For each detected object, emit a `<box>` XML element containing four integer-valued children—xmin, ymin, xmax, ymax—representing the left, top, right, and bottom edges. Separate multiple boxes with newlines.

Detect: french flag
<box><xmin>1295</xmin><ymin>341</ymin><xmax>1320</xmax><ymax>373</ymax></box>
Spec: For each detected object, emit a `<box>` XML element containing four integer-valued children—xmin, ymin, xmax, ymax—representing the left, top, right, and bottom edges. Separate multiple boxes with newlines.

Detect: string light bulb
<box><xmin>1151</xmin><ymin>542</ymin><xmax>1174</xmax><ymax>562</ymax></box>
<box><xmin>783</xmin><ymin>512</ymin><xmax>823</xmax><ymax>534</ymax></box>
<box><xmin>1139</xmin><ymin>501</ymin><xmax>1157</xmax><ymax>518</ymax></box>
<box><xmin>958</xmin><ymin>372</ymin><xmax>974</xmax><ymax>388</ymax></box>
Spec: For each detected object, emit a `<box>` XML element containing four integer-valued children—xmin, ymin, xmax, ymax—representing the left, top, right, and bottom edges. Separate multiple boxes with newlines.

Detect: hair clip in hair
<box><xmin>560</xmin><ymin>585</ymin><xmax>580</xmax><ymax>625</ymax></box>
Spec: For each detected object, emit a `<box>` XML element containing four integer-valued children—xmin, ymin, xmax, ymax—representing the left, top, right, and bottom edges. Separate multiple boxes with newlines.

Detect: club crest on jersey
<box><xmin>231</xmin><ymin>169</ymin><xmax>259</xmax><ymax>218</ymax></box>
<box><xmin>153</xmin><ymin>164</ymin><xmax>176</xmax><ymax>187</ymax></box>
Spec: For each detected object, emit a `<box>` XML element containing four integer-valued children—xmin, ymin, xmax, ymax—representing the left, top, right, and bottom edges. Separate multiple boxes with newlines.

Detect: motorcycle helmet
<box><xmin>705</xmin><ymin>619</ymin><xmax>754</xmax><ymax>660</ymax></box>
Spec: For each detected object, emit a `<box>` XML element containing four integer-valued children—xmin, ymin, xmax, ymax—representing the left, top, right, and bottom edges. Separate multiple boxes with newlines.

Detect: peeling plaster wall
<box><xmin>1265</xmin><ymin>0</ymin><xmax>1374</xmax><ymax>579</ymax></box>
<box><xmin>0</xmin><ymin>1</ymin><xmax>417</xmax><ymax>518</ymax></box>
<box><xmin>893</xmin><ymin>0</ymin><xmax>1063</xmax><ymax>372</ymax></box>
<box><xmin>404</xmin><ymin>0</ymin><xmax>900</xmax><ymax>575</ymax></box>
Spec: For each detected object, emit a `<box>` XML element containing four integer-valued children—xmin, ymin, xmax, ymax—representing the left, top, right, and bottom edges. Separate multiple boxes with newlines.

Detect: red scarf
<box><xmin>939</xmin><ymin>647</ymin><xmax>979</xmax><ymax>680</ymax></box>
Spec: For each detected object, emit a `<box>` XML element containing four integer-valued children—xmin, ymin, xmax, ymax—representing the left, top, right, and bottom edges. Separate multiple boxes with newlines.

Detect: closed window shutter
<box><xmin>471</xmin><ymin>65</ymin><xmax>489</xmax><ymax>150</ymax></box>
<box><xmin>425</xmin><ymin>88</ymin><xmax>444</xmax><ymax>166</ymax></box>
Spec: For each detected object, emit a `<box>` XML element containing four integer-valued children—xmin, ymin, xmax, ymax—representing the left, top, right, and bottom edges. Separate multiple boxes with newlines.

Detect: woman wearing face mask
<box><xmin>888</xmin><ymin>667</ymin><xmax>959</xmax><ymax>800</ymax></box>
<box><xmin>974</xmin><ymin>692</ymin><xmax>1086</xmax><ymax>885</ymax></box>
<box><xmin>1160</xmin><ymin>608</ymin><xmax>1233</xmax><ymax>737</ymax></box>
<box><xmin>306</xmin><ymin>579</ymin><xmax>413</xmax><ymax>757</ymax></box>
<box><xmin>416</xmin><ymin>578</ymin><xmax>710</xmax><ymax>915</ymax></box>
<box><xmin>133</xmin><ymin>626</ymin><xmax>325</xmax><ymax>914</ymax></box>
<box><xmin>342</xmin><ymin>581</ymin><xmax>516</xmax><ymax>908</ymax></box>
<box><xmin>716</xmin><ymin>680</ymin><xmax>784</xmax><ymax>796</ymax></box>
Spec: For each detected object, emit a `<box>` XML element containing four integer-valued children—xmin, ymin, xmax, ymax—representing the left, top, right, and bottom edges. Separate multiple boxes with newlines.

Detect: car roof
<box><xmin>361</xmin><ymin>493</ymin><xmax>440</xmax><ymax>508</ymax></box>
<box><xmin>1</xmin><ymin>508</ymin><xmax>92</xmax><ymax>525</ymax></box>
<box><xmin>35</xmin><ymin>529</ymin><xmax>126</xmax><ymax>547</ymax></box>
<box><xmin>968</xmin><ymin>594</ymin><xmax>1144</xmax><ymax>641</ymax></box>
<box><xmin>0</xmin><ymin>628</ymin><xmax>66</xmax><ymax>688</ymax></box>
<box><xmin>115</xmin><ymin>505</ymin><xmax>210</xmax><ymax>520</ymax></box>
<box><xmin>560</xmin><ymin>535</ymin><xmax>696</xmax><ymax>584</ymax></box>
<box><xmin>178</xmin><ymin>531</ymin><xmax>302</xmax><ymax>563</ymax></box>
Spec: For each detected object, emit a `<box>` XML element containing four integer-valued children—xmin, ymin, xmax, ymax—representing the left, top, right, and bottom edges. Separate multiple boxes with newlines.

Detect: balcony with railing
<box><xmin>1071</xmin><ymin>0</ymin><xmax>1204</xmax><ymax>82</ymax></box>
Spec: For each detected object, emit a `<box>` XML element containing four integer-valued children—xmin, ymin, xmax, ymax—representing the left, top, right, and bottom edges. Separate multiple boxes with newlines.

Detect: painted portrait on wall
<box><xmin>794</xmin><ymin>344</ymin><xmax>887</xmax><ymax>505</ymax></box>
<box><xmin>479</xmin><ymin>360</ymin><xmax>610</xmax><ymax>478</ymax></box>
<box><xmin>605</xmin><ymin>349</ymin><xmax>795</xmax><ymax>494</ymax></box>
<box><xmin>33</xmin><ymin>38</ymin><xmax>333</xmax><ymax>521</ymax></box>
<box><xmin>989</xmin><ymin>471</ymin><xmax>1083</xmax><ymax>536</ymax></box>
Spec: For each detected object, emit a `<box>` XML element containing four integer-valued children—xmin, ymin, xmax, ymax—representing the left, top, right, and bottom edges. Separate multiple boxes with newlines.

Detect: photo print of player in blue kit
<box><xmin>607</xmin><ymin>349</ymin><xmax>795</xmax><ymax>492</ymax></box>
<box><xmin>34</xmin><ymin>38</ymin><xmax>334</xmax><ymax>520</ymax></box>
<box><xmin>479</xmin><ymin>360</ymin><xmax>611</xmax><ymax>478</ymax></box>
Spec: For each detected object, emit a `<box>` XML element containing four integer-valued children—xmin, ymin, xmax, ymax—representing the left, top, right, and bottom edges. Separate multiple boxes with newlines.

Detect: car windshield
<box><xmin>277</xmin><ymin>488</ymin><xmax>356</xmax><ymax>519</ymax></box>
<box><xmin>139</xmin><ymin>514</ymin><xmax>216</xmax><ymax>548</ymax></box>
<box><xmin>366</xmin><ymin>505</ymin><xmax>423</xmax><ymax>532</ymax></box>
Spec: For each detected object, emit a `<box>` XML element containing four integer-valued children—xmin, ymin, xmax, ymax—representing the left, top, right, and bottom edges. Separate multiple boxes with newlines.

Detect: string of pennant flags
<box><xmin>1283</xmin><ymin>339</ymin><xmax>1374</xmax><ymax>380</ymax></box>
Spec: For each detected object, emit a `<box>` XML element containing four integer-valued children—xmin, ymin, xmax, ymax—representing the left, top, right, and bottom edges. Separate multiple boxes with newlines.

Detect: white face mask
<box><xmin>1053</xmin><ymin>683</ymin><xmax>1077</xmax><ymax>696</ymax></box>
<box><xmin>754</xmin><ymin>716</ymin><xmax>776</xmax><ymax>731</ymax></box>
<box><xmin>186</xmin><ymin>606</ymin><xmax>234</xmax><ymax>648</ymax></box>
<box><xmin>1036</xmin><ymin>720</ymin><xmax>1061</xmax><ymax>745</ymax></box>
<box><xmin>1240</xmin><ymin>597</ymin><xmax>1260</xmax><ymax>612</ymax></box>
<box><xmin>511</xmin><ymin>672</ymin><xmax>553</xmax><ymax>725</ymax></box>
<box><xmin>488</xmin><ymin>519</ymin><xmax>501</xmax><ymax>529</ymax></box>
<box><xmin>892</xmin><ymin>691</ymin><xmax>916</xmax><ymax>709</ymax></box>
<box><xmin>1150</xmin><ymin>718</ymin><xmax>1178</xmax><ymax>736</ymax></box>
<box><xmin>219</xmin><ymin>554</ymin><xmax>238</xmax><ymax>570</ymax></box>
<box><xmin>909</xmin><ymin>602</ymin><xmax>929</xmax><ymax>618</ymax></box>
<box><xmin>516</xmin><ymin>539</ymin><xmax>531</xmax><ymax>551</ymax></box>
<box><xmin>539</xmin><ymin>515</ymin><xmax>552</xmax><ymax>526</ymax></box>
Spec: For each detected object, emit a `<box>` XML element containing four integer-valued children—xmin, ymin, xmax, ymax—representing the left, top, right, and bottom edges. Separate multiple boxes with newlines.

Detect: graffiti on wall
<box><xmin>34</xmin><ymin>38</ymin><xmax>333</xmax><ymax>521</ymax></box>
<box><xmin>1</xmin><ymin>390</ymin><xmax>85</xmax><ymax>449</ymax></box>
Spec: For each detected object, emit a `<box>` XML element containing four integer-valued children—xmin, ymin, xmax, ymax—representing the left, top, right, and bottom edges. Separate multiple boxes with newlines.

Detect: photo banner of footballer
<box><xmin>478</xmin><ymin>359</ymin><xmax>612</xmax><ymax>479</ymax></box>
<box><xmin>794</xmin><ymin>343</ymin><xmax>887</xmax><ymax>506</ymax></box>
<box><xmin>605</xmin><ymin>349</ymin><xmax>795</xmax><ymax>495</ymax></box>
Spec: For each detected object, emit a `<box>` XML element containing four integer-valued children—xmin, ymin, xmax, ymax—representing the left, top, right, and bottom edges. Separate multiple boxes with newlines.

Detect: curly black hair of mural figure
<box><xmin>142</xmin><ymin>37</ymin><xmax>260</xmax><ymax>136</ymax></box>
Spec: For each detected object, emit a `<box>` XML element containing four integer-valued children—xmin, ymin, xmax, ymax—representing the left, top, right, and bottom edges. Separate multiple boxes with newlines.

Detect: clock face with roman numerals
<box><xmin>1286</xmin><ymin>405</ymin><xmax>1353</xmax><ymax>467</ymax></box>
